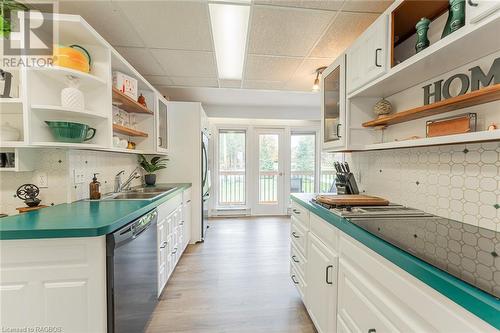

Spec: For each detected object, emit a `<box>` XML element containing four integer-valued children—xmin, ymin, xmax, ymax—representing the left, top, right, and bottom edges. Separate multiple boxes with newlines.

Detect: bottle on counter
<box><xmin>89</xmin><ymin>173</ymin><xmax>101</xmax><ymax>200</ymax></box>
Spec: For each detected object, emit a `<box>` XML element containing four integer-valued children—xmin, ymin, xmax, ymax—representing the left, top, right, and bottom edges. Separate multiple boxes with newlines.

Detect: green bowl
<box><xmin>45</xmin><ymin>121</ymin><xmax>96</xmax><ymax>143</ymax></box>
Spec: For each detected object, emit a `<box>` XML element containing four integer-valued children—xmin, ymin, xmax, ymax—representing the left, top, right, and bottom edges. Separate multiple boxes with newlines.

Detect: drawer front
<box><xmin>290</xmin><ymin>264</ymin><xmax>306</xmax><ymax>302</ymax></box>
<box><xmin>310</xmin><ymin>213</ymin><xmax>339</xmax><ymax>253</ymax></box>
<box><xmin>291</xmin><ymin>201</ymin><xmax>309</xmax><ymax>229</ymax></box>
<box><xmin>183</xmin><ymin>188</ymin><xmax>192</xmax><ymax>204</ymax></box>
<box><xmin>290</xmin><ymin>243</ymin><xmax>307</xmax><ymax>279</ymax></box>
<box><xmin>158</xmin><ymin>194</ymin><xmax>182</xmax><ymax>222</ymax></box>
<box><xmin>291</xmin><ymin>220</ymin><xmax>308</xmax><ymax>257</ymax></box>
<box><xmin>339</xmin><ymin>234</ymin><xmax>496</xmax><ymax>332</ymax></box>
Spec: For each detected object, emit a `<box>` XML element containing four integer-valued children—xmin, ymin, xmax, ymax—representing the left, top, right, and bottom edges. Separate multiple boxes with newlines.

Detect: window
<box><xmin>218</xmin><ymin>130</ymin><xmax>246</xmax><ymax>206</ymax></box>
<box><xmin>320</xmin><ymin>152</ymin><xmax>341</xmax><ymax>192</ymax></box>
<box><xmin>290</xmin><ymin>133</ymin><xmax>316</xmax><ymax>193</ymax></box>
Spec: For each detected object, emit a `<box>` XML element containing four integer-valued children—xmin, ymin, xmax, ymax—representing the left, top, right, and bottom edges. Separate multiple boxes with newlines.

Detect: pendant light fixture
<box><xmin>312</xmin><ymin>66</ymin><xmax>327</xmax><ymax>91</ymax></box>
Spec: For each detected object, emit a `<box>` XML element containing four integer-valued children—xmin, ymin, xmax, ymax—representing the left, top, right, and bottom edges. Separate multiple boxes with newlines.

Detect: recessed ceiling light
<box><xmin>209</xmin><ymin>2</ymin><xmax>250</xmax><ymax>80</ymax></box>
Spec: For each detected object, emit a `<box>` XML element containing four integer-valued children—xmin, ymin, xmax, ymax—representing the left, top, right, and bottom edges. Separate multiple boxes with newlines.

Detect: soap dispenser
<box><xmin>89</xmin><ymin>173</ymin><xmax>101</xmax><ymax>200</ymax></box>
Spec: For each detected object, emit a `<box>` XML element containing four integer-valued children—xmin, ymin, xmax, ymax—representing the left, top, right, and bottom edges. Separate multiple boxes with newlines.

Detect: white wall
<box><xmin>204</xmin><ymin>105</ymin><xmax>320</xmax><ymax>120</ymax></box>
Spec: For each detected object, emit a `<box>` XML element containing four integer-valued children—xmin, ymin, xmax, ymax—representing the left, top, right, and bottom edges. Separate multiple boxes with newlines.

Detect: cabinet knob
<box><xmin>291</xmin><ymin>232</ymin><xmax>300</xmax><ymax>239</ymax></box>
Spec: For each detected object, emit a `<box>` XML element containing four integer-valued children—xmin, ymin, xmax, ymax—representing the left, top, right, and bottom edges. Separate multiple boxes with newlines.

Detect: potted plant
<box><xmin>1</xmin><ymin>0</ymin><xmax>29</xmax><ymax>37</ymax></box>
<box><xmin>138</xmin><ymin>154</ymin><xmax>168</xmax><ymax>186</ymax></box>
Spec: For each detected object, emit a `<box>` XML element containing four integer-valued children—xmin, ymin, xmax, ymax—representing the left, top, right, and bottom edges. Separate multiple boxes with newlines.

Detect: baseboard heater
<box><xmin>211</xmin><ymin>208</ymin><xmax>250</xmax><ymax>217</ymax></box>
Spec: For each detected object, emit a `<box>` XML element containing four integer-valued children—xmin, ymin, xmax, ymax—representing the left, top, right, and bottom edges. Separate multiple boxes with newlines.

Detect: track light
<box><xmin>312</xmin><ymin>66</ymin><xmax>327</xmax><ymax>91</ymax></box>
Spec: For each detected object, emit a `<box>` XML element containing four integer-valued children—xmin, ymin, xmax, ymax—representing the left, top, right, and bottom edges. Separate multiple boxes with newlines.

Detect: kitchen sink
<box><xmin>94</xmin><ymin>186</ymin><xmax>177</xmax><ymax>201</ymax></box>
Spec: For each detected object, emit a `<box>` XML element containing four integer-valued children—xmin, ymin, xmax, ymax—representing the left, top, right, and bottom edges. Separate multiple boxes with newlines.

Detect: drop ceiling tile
<box><xmin>242</xmin><ymin>80</ymin><xmax>285</xmax><ymax>90</ymax></box>
<box><xmin>59</xmin><ymin>1</ymin><xmax>144</xmax><ymax>47</ymax></box>
<box><xmin>286</xmin><ymin>57</ymin><xmax>334</xmax><ymax>91</ymax></box>
<box><xmin>245</xmin><ymin>55</ymin><xmax>302</xmax><ymax>81</ymax></box>
<box><xmin>169</xmin><ymin>77</ymin><xmax>219</xmax><ymax>88</ymax></box>
<box><xmin>143</xmin><ymin>75</ymin><xmax>173</xmax><ymax>86</ymax></box>
<box><xmin>150</xmin><ymin>49</ymin><xmax>217</xmax><ymax>78</ymax></box>
<box><xmin>248</xmin><ymin>5</ymin><xmax>336</xmax><ymax>57</ymax></box>
<box><xmin>342</xmin><ymin>0</ymin><xmax>393</xmax><ymax>13</ymax></box>
<box><xmin>219</xmin><ymin>80</ymin><xmax>242</xmax><ymax>88</ymax></box>
<box><xmin>115</xmin><ymin>1</ymin><xmax>213</xmax><ymax>51</ymax></box>
<box><xmin>114</xmin><ymin>47</ymin><xmax>165</xmax><ymax>76</ymax></box>
<box><xmin>310</xmin><ymin>11</ymin><xmax>379</xmax><ymax>58</ymax></box>
<box><xmin>254</xmin><ymin>0</ymin><xmax>344</xmax><ymax>11</ymax></box>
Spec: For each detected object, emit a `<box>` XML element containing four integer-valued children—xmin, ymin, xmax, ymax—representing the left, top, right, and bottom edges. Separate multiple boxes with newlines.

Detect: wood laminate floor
<box><xmin>146</xmin><ymin>216</ymin><xmax>316</xmax><ymax>333</ymax></box>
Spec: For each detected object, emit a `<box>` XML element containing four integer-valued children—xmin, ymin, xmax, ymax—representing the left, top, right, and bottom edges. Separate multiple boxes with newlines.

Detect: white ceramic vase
<box><xmin>61</xmin><ymin>76</ymin><xmax>84</xmax><ymax>110</ymax></box>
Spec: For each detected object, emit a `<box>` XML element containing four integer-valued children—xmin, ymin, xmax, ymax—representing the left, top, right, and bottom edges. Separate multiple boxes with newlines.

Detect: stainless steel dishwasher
<box><xmin>106</xmin><ymin>209</ymin><xmax>158</xmax><ymax>333</ymax></box>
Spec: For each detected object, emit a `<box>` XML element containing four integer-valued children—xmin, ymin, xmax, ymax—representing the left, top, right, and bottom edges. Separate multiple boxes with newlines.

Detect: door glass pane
<box><xmin>324</xmin><ymin>66</ymin><xmax>341</xmax><ymax>142</ymax></box>
<box><xmin>158</xmin><ymin>101</ymin><xmax>168</xmax><ymax>149</ymax></box>
<box><xmin>320</xmin><ymin>152</ymin><xmax>341</xmax><ymax>192</ymax></box>
<box><xmin>259</xmin><ymin>134</ymin><xmax>279</xmax><ymax>203</ymax></box>
<box><xmin>291</xmin><ymin>133</ymin><xmax>315</xmax><ymax>193</ymax></box>
<box><xmin>218</xmin><ymin>130</ymin><xmax>246</xmax><ymax>205</ymax></box>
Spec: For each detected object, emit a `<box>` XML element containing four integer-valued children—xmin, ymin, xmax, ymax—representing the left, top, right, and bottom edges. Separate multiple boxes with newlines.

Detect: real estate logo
<box><xmin>2</xmin><ymin>2</ymin><xmax>55</xmax><ymax>68</ymax></box>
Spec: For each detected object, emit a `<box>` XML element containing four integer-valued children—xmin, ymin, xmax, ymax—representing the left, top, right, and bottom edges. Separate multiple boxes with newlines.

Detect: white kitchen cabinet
<box><xmin>347</xmin><ymin>14</ymin><xmax>388</xmax><ymax>93</ymax></box>
<box><xmin>156</xmin><ymin>95</ymin><xmax>169</xmax><ymax>153</ymax></box>
<box><xmin>306</xmin><ymin>232</ymin><xmax>338</xmax><ymax>333</ymax></box>
<box><xmin>467</xmin><ymin>0</ymin><xmax>500</xmax><ymax>24</ymax></box>
<box><xmin>0</xmin><ymin>236</ymin><xmax>107</xmax><ymax>333</ymax></box>
<box><xmin>182</xmin><ymin>188</ymin><xmax>192</xmax><ymax>250</ymax></box>
<box><xmin>321</xmin><ymin>54</ymin><xmax>346</xmax><ymax>151</ymax></box>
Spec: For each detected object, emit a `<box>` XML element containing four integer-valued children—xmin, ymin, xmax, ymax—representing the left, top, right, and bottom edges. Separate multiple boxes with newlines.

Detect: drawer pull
<box><xmin>171</xmin><ymin>247</ymin><xmax>178</xmax><ymax>255</ymax></box>
<box><xmin>326</xmin><ymin>265</ymin><xmax>333</xmax><ymax>285</ymax></box>
<box><xmin>292</xmin><ymin>209</ymin><xmax>301</xmax><ymax>214</ymax></box>
<box><xmin>160</xmin><ymin>241</ymin><xmax>167</xmax><ymax>249</ymax></box>
<box><xmin>467</xmin><ymin>0</ymin><xmax>478</xmax><ymax>6</ymax></box>
<box><xmin>291</xmin><ymin>275</ymin><xmax>299</xmax><ymax>285</ymax></box>
<box><xmin>186</xmin><ymin>200</ymin><xmax>191</xmax><ymax>203</ymax></box>
<box><xmin>291</xmin><ymin>255</ymin><xmax>299</xmax><ymax>263</ymax></box>
<box><xmin>368</xmin><ymin>330</ymin><xmax>376</xmax><ymax>333</ymax></box>
<box><xmin>291</xmin><ymin>232</ymin><xmax>300</xmax><ymax>239</ymax></box>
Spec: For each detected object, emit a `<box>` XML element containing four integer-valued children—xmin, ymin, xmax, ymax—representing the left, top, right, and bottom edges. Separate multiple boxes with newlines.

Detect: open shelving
<box><xmin>112</xmin><ymin>124</ymin><xmax>148</xmax><ymax>137</ymax></box>
<box><xmin>29</xmin><ymin>66</ymin><xmax>107</xmax><ymax>88</ymax></box>
<box><xmin>112</xmin><ymin>88</ymin><xmax>154</xmax><ymax>115</ymax></box>
<box><xmin>31</xmin><ymin>105</ymin><xmax>109</xmax><ymax>119</ymax></box>
<box><xmin>362</xmin><ymin>84</ymin><xmax>500</xmax><ymax>127</ymax></box>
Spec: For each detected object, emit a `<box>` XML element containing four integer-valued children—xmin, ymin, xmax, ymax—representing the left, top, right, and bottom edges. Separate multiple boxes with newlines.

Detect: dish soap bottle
<box><xmin>89</xmin><ymin>173</ymin><xmax>101</xmax><ymax>200</ymax></box>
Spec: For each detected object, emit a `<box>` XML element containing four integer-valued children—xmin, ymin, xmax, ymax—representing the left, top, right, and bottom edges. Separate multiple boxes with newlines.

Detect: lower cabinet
<box><xmin>157</xmin><ymin>189</ymin><xmax>192</xmax><ymax>296</ymax></box>
<box><xmin>306</xmin><ymin>233</ymin><xmax>338</xmax><ymax>333</ymax></box>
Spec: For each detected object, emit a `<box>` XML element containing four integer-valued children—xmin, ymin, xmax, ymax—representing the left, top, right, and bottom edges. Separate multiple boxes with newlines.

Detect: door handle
<box><xmin>291</xmin><ymin>255</ymin><xmax>299</xmax><ymax>263</ymax></box>
<box><xmin>375</xmin><ymin>48</ymin><xmax>382</xmax><ymax>67</ymax></box>
<box><xmin>291</xmin><ymin>275</ymin><xmax>299</xmax><ymax>285</ymax></box>
<box><xmin>326</xmin><ymin>265</ymin><xmax>334</xmax><ymax>285</ymax></box>
<box><xmin>291</xmin><ymin>232</ymin><xmax>300</xmax><ymax>239</ymax></box>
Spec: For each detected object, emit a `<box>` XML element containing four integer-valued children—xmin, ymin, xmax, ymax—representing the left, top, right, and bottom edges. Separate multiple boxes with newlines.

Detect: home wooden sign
<box><xmin>423</xmin><ymin>57</ymin><xmax>500</xmax><ymax>105</ymax></box>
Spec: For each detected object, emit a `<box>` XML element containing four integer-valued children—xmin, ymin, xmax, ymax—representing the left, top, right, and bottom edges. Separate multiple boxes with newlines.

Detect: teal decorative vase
<box><xmin>442</xmin><ymin>0</ymin><xmax>465</xmax><ymax>38</ymax></box>
<box><xmin>415</xmin><ymin>18</ymin><xmax>431</xmax><ymax>53</ymax></box>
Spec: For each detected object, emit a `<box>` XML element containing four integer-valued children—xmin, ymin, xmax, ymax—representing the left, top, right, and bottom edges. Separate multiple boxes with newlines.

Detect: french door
<box><xmin>252</xmin><ymin>128</ymin><xmax>285</xmax><ymax>215</ymax></box>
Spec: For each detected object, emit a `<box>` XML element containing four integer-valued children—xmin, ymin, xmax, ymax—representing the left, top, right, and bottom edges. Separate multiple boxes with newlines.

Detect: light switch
<box><xmin>73</xmin><ymin>169</ymin><xmax>85</xmax><ymax>184</ymax></box>
<box><xmin>35</xmin><ymin>172</ymin><xmax>48</xmax><ymax>188</ymax></box>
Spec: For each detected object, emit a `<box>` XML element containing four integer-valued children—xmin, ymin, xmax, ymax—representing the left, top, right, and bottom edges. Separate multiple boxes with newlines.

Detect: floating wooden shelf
<box><xmin>112</xmin><ymin>88</ymin><xmax>153</xmax><ymax>115</ymax></box>
<box><xmin>113</xmin><ymin>124</ymin><xmax>149</xmax><ymax>137</ymax></box>
<box><xmin>362</xmin><ymin>84</ymin><xmax>500</xmax><ymax>128</ymax></box>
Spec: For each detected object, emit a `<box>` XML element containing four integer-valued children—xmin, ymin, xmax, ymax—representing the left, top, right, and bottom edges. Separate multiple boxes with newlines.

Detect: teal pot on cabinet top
<box><xmin>45</xmin><ymin>121</ymin><xmax>96</xmax><ymax>143</ymax></box>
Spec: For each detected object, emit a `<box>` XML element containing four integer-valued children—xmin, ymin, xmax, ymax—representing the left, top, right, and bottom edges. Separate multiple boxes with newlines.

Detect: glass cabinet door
<box><xmin>157</xmin><ymin>99</ymin><xmax>168</xmax><ymax>151</ymax></box>
<box><xmin>323</xmin><ymin>65</ymin><xmax>341</xmax><ymax>143</ymax></box>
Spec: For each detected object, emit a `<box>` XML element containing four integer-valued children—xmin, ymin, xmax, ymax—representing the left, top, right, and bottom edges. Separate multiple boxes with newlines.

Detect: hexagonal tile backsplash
<box><xmin>348</xmin><ymin>142</ymin><xmax>500</xmax><ymax>232</ymax></box>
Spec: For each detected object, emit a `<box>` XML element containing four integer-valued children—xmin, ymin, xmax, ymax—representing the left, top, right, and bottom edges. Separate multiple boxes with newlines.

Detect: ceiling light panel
<box><xmin>209</xmin><ymin>3</ymin><xmax>250</xmax><ymax>80</ymax></box>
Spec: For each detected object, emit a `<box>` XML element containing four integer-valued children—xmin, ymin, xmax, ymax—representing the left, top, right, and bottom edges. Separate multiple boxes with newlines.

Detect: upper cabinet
<box><xmin>467</xmin><ymin>0</ymin><xmax>500</xmax><ymax>24</ymax></box>
<box><xmin>347</xmin><ymin>14</ymin><xmax>388</xmax><ymax>94</ymax></box>
<box><xmin>156</xmin><ymin>95</ymin><xmax>169</xmax><ymax>153</ymax></box>
<box><xmin>321</xmin><ymin>54</ymin><xmax>346</xmax><ymax>151</ymax></box>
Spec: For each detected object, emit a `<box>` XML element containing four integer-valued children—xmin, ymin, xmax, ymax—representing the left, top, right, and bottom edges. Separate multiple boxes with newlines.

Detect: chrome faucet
<box><xmin>115</xmin><ymin>167</ymin><xmax>142</xmax><ymax>192</ymax></box>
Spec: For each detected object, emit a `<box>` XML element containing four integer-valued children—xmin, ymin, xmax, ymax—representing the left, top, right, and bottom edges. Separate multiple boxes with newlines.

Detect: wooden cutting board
<box><xmin>316</xmin><ymin>195</ymin><xmax>389</xmax><ymax>206</ymax></box>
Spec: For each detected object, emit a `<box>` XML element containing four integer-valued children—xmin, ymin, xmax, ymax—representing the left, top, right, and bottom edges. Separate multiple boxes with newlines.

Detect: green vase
<box><xmin>442</xmin><ymin>0</ymin><xmax>465</xmax><ymax>38</ymax></box>
<box><xmin>415</xmin><ymin>18</ymin><xmax>431</xmax><ymax>53</ymax></box>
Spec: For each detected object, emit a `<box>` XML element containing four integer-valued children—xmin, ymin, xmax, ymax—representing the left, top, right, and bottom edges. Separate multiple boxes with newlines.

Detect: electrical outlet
<box><xmin>35</xmin><ymin>172</ymin><xmax>48</xmax><ymax>188</ymax></box>
<box><xmin>73</xmin><ymin>169</ymin><xmax>85</xmax><ymax>184</ymax></box>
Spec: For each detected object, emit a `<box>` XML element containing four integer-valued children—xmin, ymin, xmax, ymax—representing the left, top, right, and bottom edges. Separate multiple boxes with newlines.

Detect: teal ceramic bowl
<box><xmin>45</xmin><ymin>121</ymin><xmax>96</xmax><ymax>143</ymax></box>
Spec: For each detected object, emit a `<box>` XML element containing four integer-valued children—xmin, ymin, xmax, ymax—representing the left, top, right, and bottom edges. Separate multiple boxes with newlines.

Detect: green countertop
<box><xmin>0</xmin><ymin>183</ymin><xmax>191</xmax><ymax>240</ymax></box>
<box><xmin>291</xmin><ymin>193</ymin><xmax>500</xmax><ymax>330</ymax></box>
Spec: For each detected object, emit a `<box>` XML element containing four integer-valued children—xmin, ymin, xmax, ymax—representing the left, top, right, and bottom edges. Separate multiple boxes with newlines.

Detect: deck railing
<box><xmin>219</xmin><ymin>170</ymin><xmax>245</xmax><ymax>205</ymax></box>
